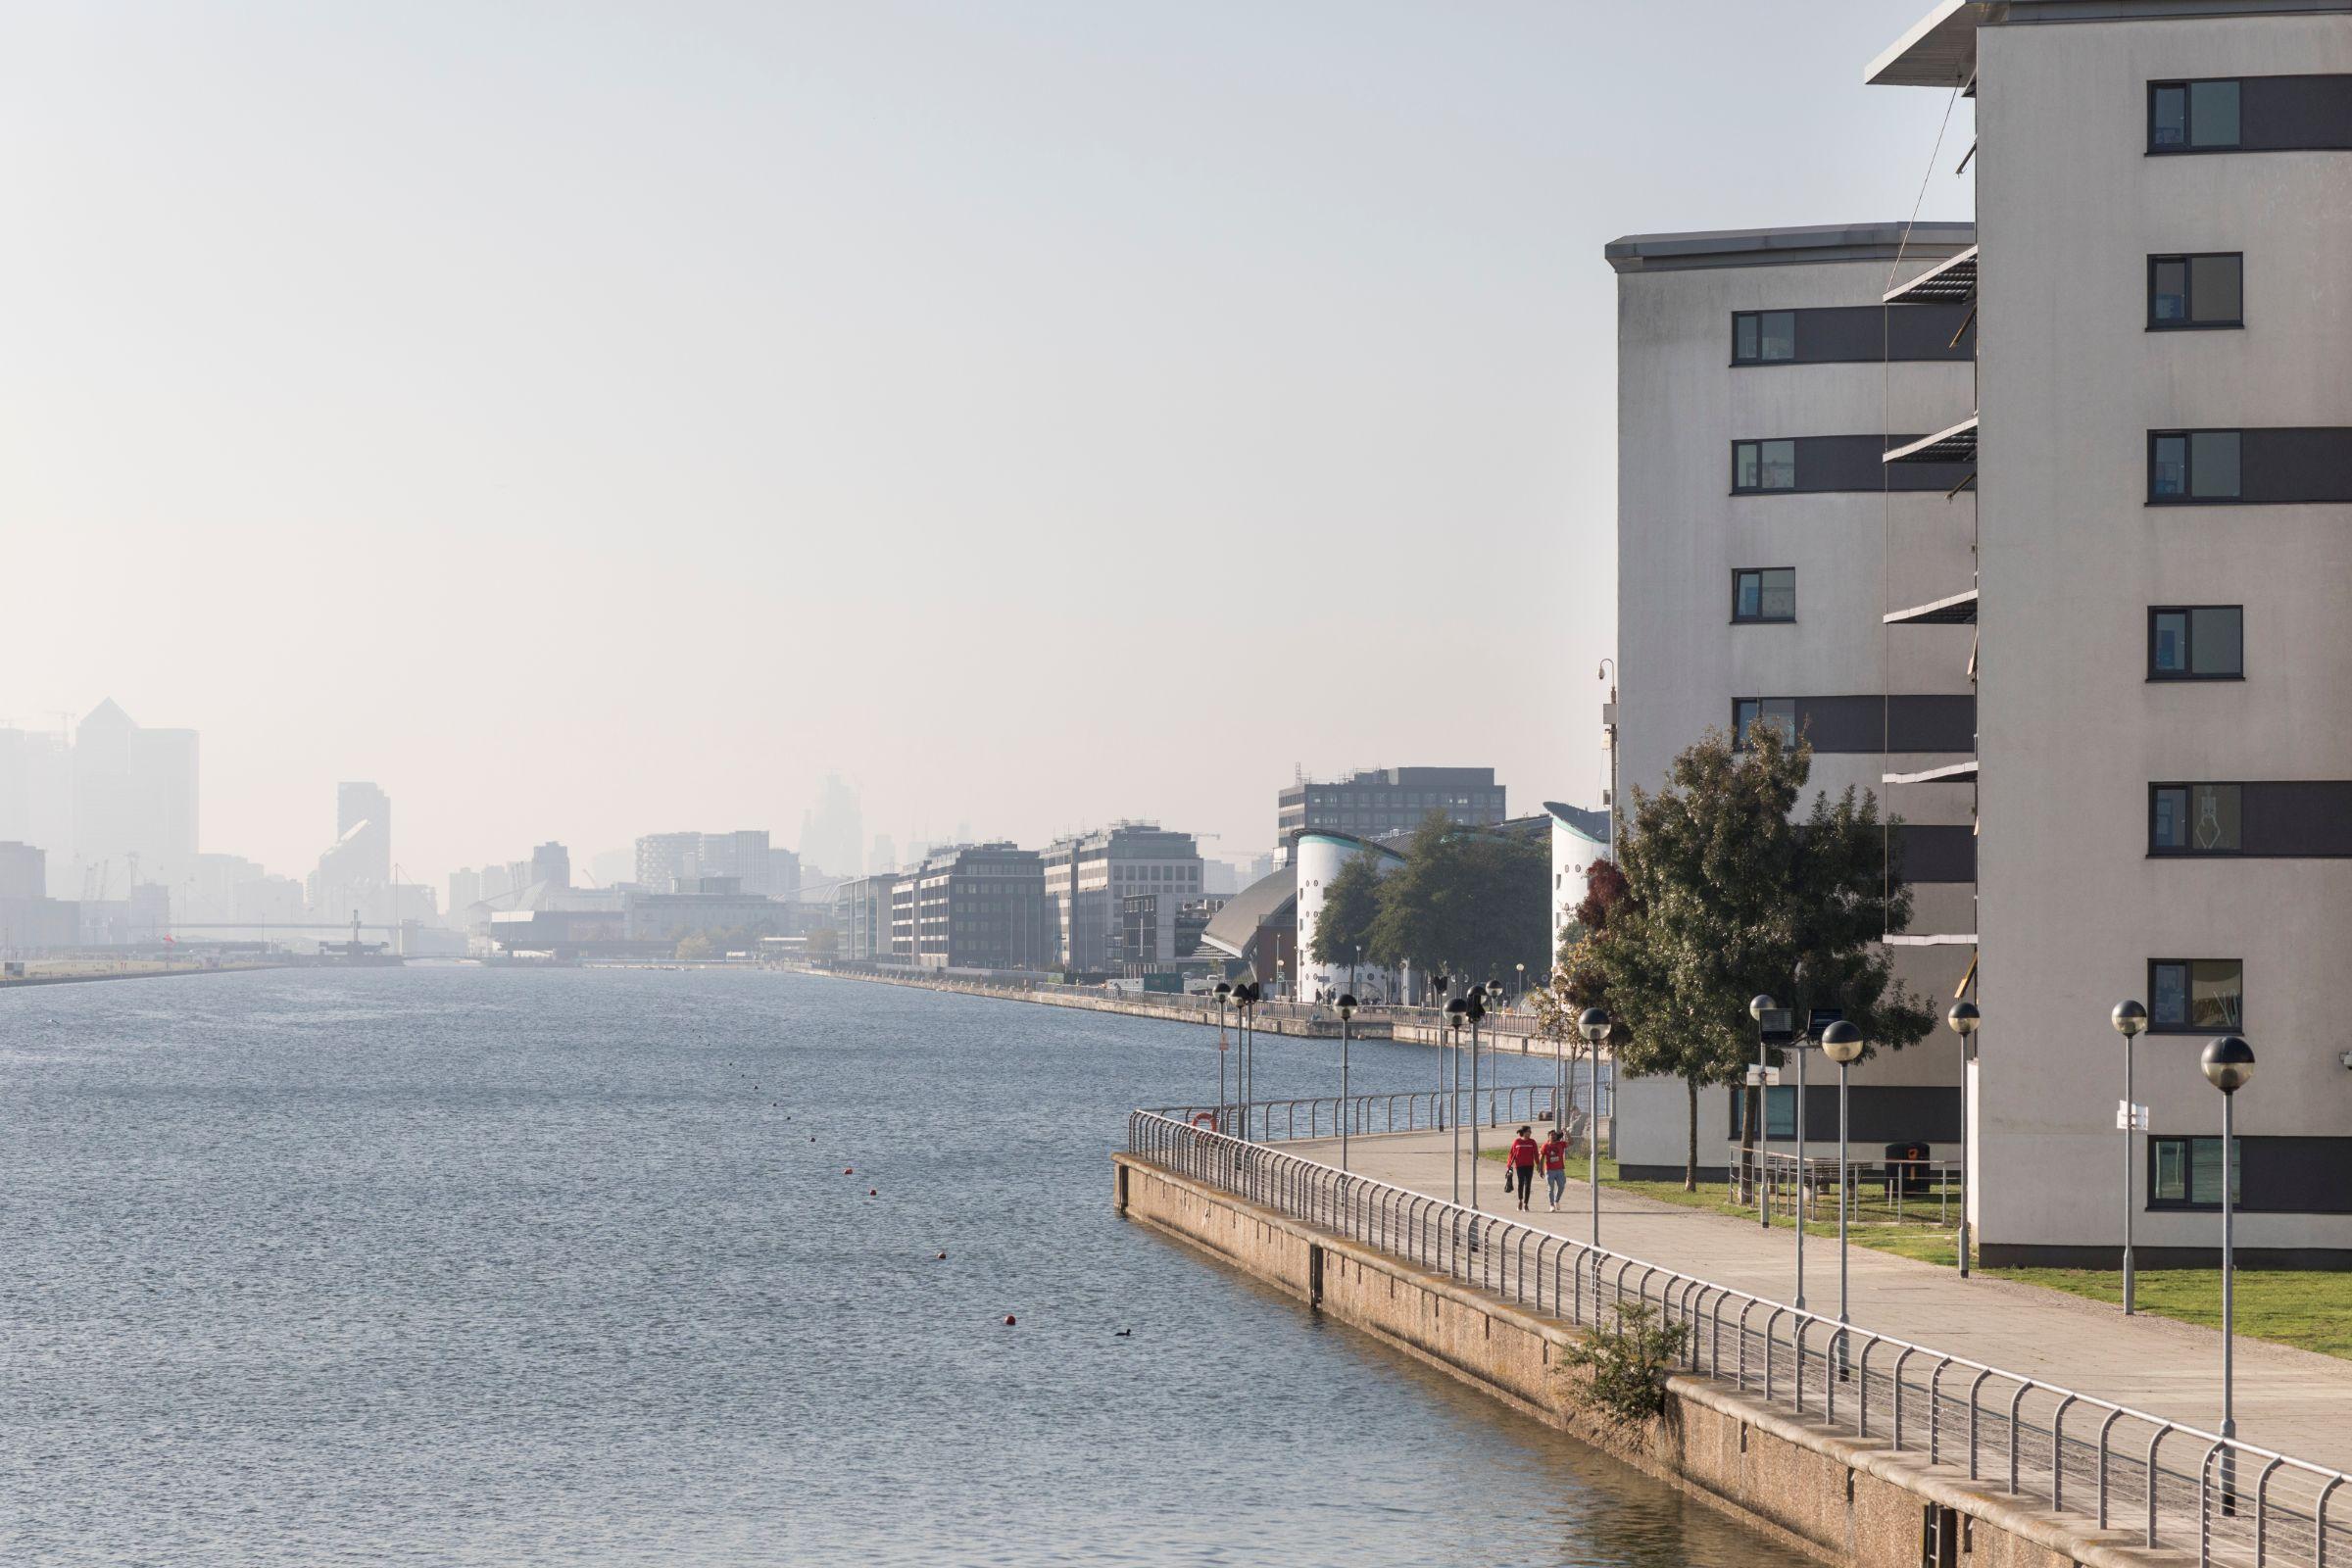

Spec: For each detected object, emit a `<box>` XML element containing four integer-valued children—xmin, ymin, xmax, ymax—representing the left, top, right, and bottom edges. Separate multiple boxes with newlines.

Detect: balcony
<box><xmin>1885</xmin><ymin>415</ymin><xmax>1978</xmax><ymax>466</ymax></box>
<box><xmin>1884</xmin><ymin>244</ymin><xmax>1977</xmax><ymax>305</ymax></box>
<box><xmin>1884</xmin><ymin>587</ymin><xmax>1978</xmax><ymax>626</ymax></box>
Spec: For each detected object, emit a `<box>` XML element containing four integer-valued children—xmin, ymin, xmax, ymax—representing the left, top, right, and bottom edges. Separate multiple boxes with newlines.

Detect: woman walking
<box><xmin>1541</xmin><ymin>1127</ymin><xmax>1569</xmax><ymax>1211</ymax></box>
<box><xmin>1506</xmin><ymin>1125</ymin><xmax>1540</xmax><ymax>1211</ymax></box>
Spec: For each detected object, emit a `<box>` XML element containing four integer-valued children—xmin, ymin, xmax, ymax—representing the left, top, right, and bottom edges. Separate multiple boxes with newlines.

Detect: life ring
<box><xmin>1191</xmin><ymin>1112</ymin><xmax>1217</xmax><ymax>1130</ymax></box>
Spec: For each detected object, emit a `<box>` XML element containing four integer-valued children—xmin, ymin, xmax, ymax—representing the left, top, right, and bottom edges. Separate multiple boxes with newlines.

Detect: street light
<box><xmin>2201</xmin><ymin>1034</ymin><xmax>2255</xmax><ymax>1468</ymax></box>
<box><xmin>1946</xmin><ymin>1000</ymin><xmax>1981</xmax><ymax>1278</ymax></box>
<box><xmin>1578</xmin><ymin>1006</ymin><xmax>1611</xmax><ymax>1246</ymax></box>
<box><xmin>1822</xmin><ymin>1019</ymin><xmax>1865</xmax><ymax>1351</ymax></box>
<box><xmin>1235</xmin><ymin>981</ymin><xmax>1261</xmax><ymax>1142</ymax></box>
<box><xmin>1515</xmin><ymin>960</ymin><xmax>1525</xmax><ymax>1008</ymax></box>
<box><xmin>1337</xmin><ymin>992</ymin><xmax>1358</xmax><ymax>1171</ymax></box>
<box><xmin>1445</xmin><ymin>995</ymin><xmax>1469</xmax><ymax>1202</ymax></box>
<box><xmin>1431</xmin><ymin>971</ymin><xmax>1451</xmax><ymax>1128</ymax></box>
<box><xmin>1214</xmin><ymin>980</ymin><xmax>1233</xmax><ymax>1134</ymax></box>
<box><xmin>1748</xmin><ymin>994</ymin><xmax>1781</xmax><ymax>1227</ymax></box>
<box><xmin>2112</xmin><ymin>999</ymin><xmax>2149</xmax><ymax>1314</ymax></box>
<box><xmin>1466</xmin><ymin>988</ymin><xmax>1489</xmax><ymax>1209</ymax></box>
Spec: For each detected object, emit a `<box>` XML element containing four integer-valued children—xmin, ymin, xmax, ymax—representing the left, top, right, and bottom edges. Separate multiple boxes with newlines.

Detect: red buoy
<box><xmin>868</xmin><ymin>1188</ymin><xmax>877</xmax><ymax>1197</ymax></box>
<box><xmin>1003</xmin><ymin>1314</ymin><xmax>1016</xmax><ymax>1326</ymax></box>
<box><xmin>843</xmin><ymin>1167</ymin><xmax>854</xmax><ymax>1175</ymax></box>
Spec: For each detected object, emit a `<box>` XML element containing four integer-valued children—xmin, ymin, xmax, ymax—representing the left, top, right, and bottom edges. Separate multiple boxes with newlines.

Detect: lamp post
<box><xmin>1516</xmin><ymin>960</ymin><xmax>1526</xmax><ymax>1008</ymax></box>
<box><xmin>1822</xmin><ymin>1020</ymin><xmax>1865</xmax><ymax>1354</ymax></box>
<box><xmin>1579</xmin><ymin>1006</ymin><xmax>1611</xmax><ymax>1245</ymax></box>
<box><xmin>2113</xmin><ymin>999</ymin><xmax>2148</xmax><ymax>1314</ymax></box>
<box><xmin>1748</xmin><ymin>994</ymin><xmax>1781</xmax><ymax>1227</ymax></box>
<box><xmin>1466</xmin><ymin>989</ymin><xmax>1488</xmax><ymax>1208</ymax></box>
<box><xmin>1431</xmin><ymin>971</ymin><xmax>1451</xmax><ymax>1128</ymax></box>
<box><xmin>1446</xmin><ymin>996</ymin><xmax>1469</xmax><ymax>1202</ymax></box>
<box><xmin>1236</xmin><ymin>981</ymin><xmax>1260</xmax><ymax>1143</ymax></box>
<box><xmin>1214</xmin><ymin>980</ymin><xmax>1233</xmax><ymax>1134</ymax></box>
<box><xmin>2201</xmin><ymin>1034</ymin><xmax>2254</xmax><ymax>1478</ymax></box>
<box><xmin>1337</xmin><ymin>992</ymin><xmax>1358</xmax><ymax>1171</ymax></box>
<box><xmin>1946</xmin><ymin>1000</ymin><xmax>1980</xmax><ymax>1278</ymax></box>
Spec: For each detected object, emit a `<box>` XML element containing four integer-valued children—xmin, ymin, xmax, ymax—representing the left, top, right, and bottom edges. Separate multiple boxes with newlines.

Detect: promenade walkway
<box><xmin>1289</xmin><ymin>1127</ymin><xmax>2352</xmax><ymax>1474</ymax></box>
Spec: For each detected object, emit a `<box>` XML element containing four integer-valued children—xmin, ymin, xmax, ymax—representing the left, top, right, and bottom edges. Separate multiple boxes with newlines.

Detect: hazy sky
<box><xmin>0</xmin><ymin>0</ymin><xmax>1972</xmax><ymax>888</ymax></box>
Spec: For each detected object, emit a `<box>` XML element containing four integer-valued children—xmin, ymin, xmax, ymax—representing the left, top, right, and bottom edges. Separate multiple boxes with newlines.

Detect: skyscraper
<box><xmin>799</xmin><ymin>774</ymin><xmax>863</xmax><ymax>881</ymax></box>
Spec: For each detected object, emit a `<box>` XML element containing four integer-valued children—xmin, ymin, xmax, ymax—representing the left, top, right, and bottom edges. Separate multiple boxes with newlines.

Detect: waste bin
<box><xmin>1885</xmin><ymin>1141</ymin><xmax>1932</xmax><ymax>1197</ymax></box>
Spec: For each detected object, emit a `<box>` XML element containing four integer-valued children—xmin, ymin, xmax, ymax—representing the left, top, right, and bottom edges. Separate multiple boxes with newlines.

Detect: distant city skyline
<box><xmin>0</xmin><ymin>1</ymin><xmax>1971</xmax><ymax>888</ymax></box>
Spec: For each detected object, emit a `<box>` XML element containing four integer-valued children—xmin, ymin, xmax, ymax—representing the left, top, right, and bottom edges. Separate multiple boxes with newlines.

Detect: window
<box><xmin>1733</xmin><ymin>439</ymin><xmax>1797</xmax><ymax>492</ymax></box>
<box><xmin>2150</xmin><ymin>430</ymin><xmax>2241</xmax><ymax>502</ymax></box>
<box><xmin>2149</xmin><ymin>253</ymin><xmax>2243</xmax><ymax>328</ymax></box>
<box><xmin>1730</xmin><ymin>1085</ymin><xmax>1797</xmax><ymax>1141</ymax></box>
<box><xmin>2150</xmin><ymin>79</ymin><xmax>2241</xmax><ymax>151</ymax></box>
<box><xmin>2149</xmin><ymin>606</ymin><xmax>2243</xmax><ymax>680</ymax></box>
<box><xmin>2149</xmin><ymin>958</ymin><xmax>2242</xmax><ymax>1031</ymax></box>
<box><xmin>1734</xmin><ymin>698</ymin><xmax>1795</xmax><ymax>748</ymax></box>
<box><xmin>1733</xmin><ymin>568</ymin><xmax>1796</xmax><ymax>623</ymax></box>
<box><xmin>1733</xmin><ymin>311</ymin><xmax>1796</xmax><ymax>365</ymax></box>
<box><xmin>2150</xmin><ymin>1136</ymin><xmax>2241</xmax><ymax>1208</ymax></box>
<box><xmin>2150</xmin><ymin>783</ymin><xmax>2241</xmax><ymax>853</ymax></box>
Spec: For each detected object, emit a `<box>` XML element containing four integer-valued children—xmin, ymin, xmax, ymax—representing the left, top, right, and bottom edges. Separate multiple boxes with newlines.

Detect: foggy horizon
<box><xmin>1</xmin><ymin>0</ymin><xmax>1975</xmax><ymax>893</ymax></box>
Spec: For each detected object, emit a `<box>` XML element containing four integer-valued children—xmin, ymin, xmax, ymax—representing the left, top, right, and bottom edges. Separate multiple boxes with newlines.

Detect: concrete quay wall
<box><xmin>1112</xmin><ymin>1152</ymin><xmax>2165</xmax><ymax>1568</ymax></box>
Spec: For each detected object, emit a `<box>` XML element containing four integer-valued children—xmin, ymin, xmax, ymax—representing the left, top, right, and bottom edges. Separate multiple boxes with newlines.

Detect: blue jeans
<box><xmin>1545</xmin><ymin>1170</ymin><xmax>1566</xmax><ymax>1204</ymax></box>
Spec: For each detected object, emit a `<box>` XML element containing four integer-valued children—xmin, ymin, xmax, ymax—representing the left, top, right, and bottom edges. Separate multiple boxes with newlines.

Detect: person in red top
<box><xmin>1541</xmin><ymin>1128</ymin><xmax>1569</xmax><ymax>1211</ymax></box>
<box><xmin>1506</xmin><ymin>1126</ymin><xmax>1541</xmax><ymax>1211</ymax></box>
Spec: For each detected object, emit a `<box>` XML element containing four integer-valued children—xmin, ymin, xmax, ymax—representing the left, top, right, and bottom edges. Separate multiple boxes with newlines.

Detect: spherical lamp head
<box><xmin>1748</xmin><ymin>994</ymin><xmax>1778</xmax><ymax>1023</ymax></box>
<box><xmin>1336</xmin><ymin>992</ymin><xmax>1357</xmax><ymax>1021</ymax></box>
<box><xmin>1445</xmin><ymin>997</ymin><xmax>1468</xmax><ymax>1031</ymax></box>
<box><xmin>2201</xmin><ymin>1035</ymin><xmax>2255</xmax><ymax>1095</ymax></box>
<box><xmin>1821</xmin><ymin>1019</ymin><xmax>1864</xmax><ymax>1065</ymax></box>
<box><xmin>2111</xmin><ymin>1000</ymin><xmax>2147</xmax><ymax>1039</ymax></box>
<box><xmin>1577</xmin><ymin>1006</ymin><xmax>1611</xmax><ymax>1045</ymax></box>
<box><xmin>1465</xmin><ymin>993</ymin><xmax>1486</xmax><ymax>1023</ymax></box>
<box><xmin>1946</xmin><ymin>1001</ymin><xmax>1982</xmax><ymax>1037</ymax></box>
<box><xmin>1214</xmin><ymin>981</ymin><xmax>1231</xmax><ymax>1000</ymax></box>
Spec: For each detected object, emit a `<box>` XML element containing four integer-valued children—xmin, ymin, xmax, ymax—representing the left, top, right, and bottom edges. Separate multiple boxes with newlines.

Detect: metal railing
<box><xmin>1125</xmin><ymin>1111</ymin><xmax>2351</xmax><ymax>1568</ymax></box>
<box><xmin>1750</xmin><ymin>1149</ymin><xmax>1964</xmax><ymax>1229</ymax></box>
<box><xmin>1143</xmin><ymin>1082</ymin><xmax>1598</xmax><ymax>1145</ymax></box>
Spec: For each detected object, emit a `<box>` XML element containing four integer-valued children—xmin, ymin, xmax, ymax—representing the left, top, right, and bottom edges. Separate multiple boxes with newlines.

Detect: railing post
<box><xmin>2097</xmin><ymin>1408</ymin><xmax>2123</xmax><ymax>1529</ymax></box>
<box><xmin>2149</xmin><ymin>1425</ymin><xmax>2175</xmax><ymax>1548</ymax></box>
<box><xmin>2050</xmin><ymin>1395</ymin><xmax>2077</xmax><ymax>1510</ymax></box>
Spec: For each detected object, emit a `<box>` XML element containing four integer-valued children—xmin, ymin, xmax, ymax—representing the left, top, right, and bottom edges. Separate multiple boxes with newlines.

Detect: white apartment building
<box><xmin>1873</xmin><ymin>0</ymin><xmax>2352</xmax><ymax>1264</ymax></box>
<box><xmin>1606</xmin><ymin>220</ymin><xmax>1982</xmax><ymax>1181</ymax></box>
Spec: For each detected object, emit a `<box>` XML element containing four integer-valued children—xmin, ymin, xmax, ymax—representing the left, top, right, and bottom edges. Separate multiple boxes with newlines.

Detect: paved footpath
<box><xmin>1286</xmin><ymin>1128</ymin><xmax>2352</xmax><ymax>1474</ymax></box>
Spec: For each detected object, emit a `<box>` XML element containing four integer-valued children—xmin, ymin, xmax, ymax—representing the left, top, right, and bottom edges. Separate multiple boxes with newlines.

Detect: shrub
<box><xmin>1564</xmin><ymin>1301</ymin><xmax>1689</xmax><ymax>1427</ymax></box>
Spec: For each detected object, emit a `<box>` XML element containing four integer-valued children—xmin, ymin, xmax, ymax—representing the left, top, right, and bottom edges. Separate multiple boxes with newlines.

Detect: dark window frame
<box><xmin>2149</xmin><ymin>781</ymin><xmax>2244</xmax><ymax>856</ymax></box>
<box><xmin>2148</xmin><ymin>429</ymin><xmax>2243</xmax><ymax>504</ymax></box>
<box><xmin>2147</xmin><ymin>1135</ymin><xmax>2242</xmax><ymax>1211</ymax></box>
<box><xmin>1731</xmin><ymin>567</ymin><xmax>1796</xmax><ymax>624</ymax></box>
<box><xmin>2146</xmin><ymin>956</ymin><xmax>2244</xmax><ymax>1034</ymax></box>
<box><xmin>2148</xmin><ymin>78</ymin><xmax>2243</xmax><ymax>154</ymax></box>
<box><xmin>1731</xmin><ymin>310</ymin><xmax>1798</xmax><ymax>367</ymax></box>
<box><xmin>1732</xmin><ymin>697</ymin><xmax>1796</xmax><ymax>750</ymax></box>
<box><xmin>2146</xmin><ymin>605</ymin><xmax>2245</xmax><ymax>681</ymax></box>
<box><xmin>2146</xmin><ymin>252</ymin><xmax>2244</xmax><ymax>330</ymax></box>
<box><xmin>1730</xmin><ymin>439</ymin><xmax>1798</xmax><ymax>494</ymax></box>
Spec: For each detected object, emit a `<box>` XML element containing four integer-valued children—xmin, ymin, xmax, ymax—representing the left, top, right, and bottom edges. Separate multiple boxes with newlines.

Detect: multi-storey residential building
<box><xmin>1041</xmin><ymin>822</ymin><xmax>1202</xmax><ymax>971</ymax></box>
<box><xmin>832</xmin><ymin>873</ymin><xmax>898</xmax><ymax>963</ymax></box>
<box><xmin>899</xmin><ymin>844</ymin><xmax>1049</xmax><ymax>971</ymax></box>
<box><xmin>1605</xmin><ymin>220</ymin><xmax>1982</xmax><ymax>1181</ymax></box>
<box><xmin>1276</xmin><ymin>767</ymin><xmax>1504</xmax><ymax>848</ymax></box>
<box><xmin>1872</xmin><ymin>0</ymin><xmax>2352</xmax><ymax>1264</ymax></box>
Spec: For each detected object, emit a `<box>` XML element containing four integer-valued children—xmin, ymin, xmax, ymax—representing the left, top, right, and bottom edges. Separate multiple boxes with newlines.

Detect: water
<box><xmin>0</xmin><ymin>967</ymin><xmax>1806</xmax><ymax>1567</ymax></box>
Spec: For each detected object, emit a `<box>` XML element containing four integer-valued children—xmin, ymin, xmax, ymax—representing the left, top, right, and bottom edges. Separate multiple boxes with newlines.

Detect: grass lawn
<box><xmin>1477</xmin><ymin>1148</ymin><xmax>2352</xmax><ymax>1359</ymax></box>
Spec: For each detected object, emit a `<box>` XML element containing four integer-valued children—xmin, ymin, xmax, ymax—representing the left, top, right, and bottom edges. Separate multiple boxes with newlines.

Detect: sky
<box><xmin>0</xmin><ymin>0</ymin><xmax>1974</xmax><ymax>889</ymax></box>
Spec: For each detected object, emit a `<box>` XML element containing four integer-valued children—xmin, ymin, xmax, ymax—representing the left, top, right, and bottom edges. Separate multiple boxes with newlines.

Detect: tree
<box><xmin>1364</xmin><ymin>811</ymin><xmax>1549</xmax><ymax>984</ymax></box>
<box><xmin>805</xmin><ymin>927</ymin><xmax>838</xmax><ymax>961</ymax></box>
<box><xmin>1586</xmin><ymin>724</ymin><xmax>1934</xmax><ymax>1190</ymax></box>
<box><xmin>676</xmin><ymin>930</ymin><xmax>716</xmax><ymax>960</ymax></box>
<box><xmin>1309</xmin><ymin>851</ymin><xmax>1385</xmax><ymax>986</ymax></box>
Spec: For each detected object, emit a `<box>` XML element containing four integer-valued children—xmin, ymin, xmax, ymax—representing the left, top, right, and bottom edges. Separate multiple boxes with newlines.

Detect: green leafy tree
<box><xmin>675</xmin><ymin>930</ymin><xmax>716</xmax><ymax>960</ymax></box>
<box><xmin>1589</xmin><ymin>724</ymin><xmax>1934</xmax><ymax>1190</ymax></box>
<box><xmin>1364</xmin><ymin>811</ymin><xmax>1549</xmax><ymax>984</ymax></box>
<box><xmin>1533</xmin><ymin>858</ymin><xmax>1629</xmax><ymax>1106</ymax></box>
<box><xmin>1308</xmin><ymin>851</ymin><xmax>1385</xmax><ymax>986</ymax></box>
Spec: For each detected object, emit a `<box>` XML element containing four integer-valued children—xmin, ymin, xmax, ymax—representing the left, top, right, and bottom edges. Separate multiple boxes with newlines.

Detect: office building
<box><xmin>1276</xmin><ymin>767</ymin><xmax>1505</xmax><ymax>847</ymax></box>
<box><xmin>530</xmin><ymin>842</ymin><xmax>571</xmax><ymax>892</ymax></box>
<box><xmin>1605</xmin><ymin>218</ymin><xmax>1980</xmax><ymax>1181</ymax></box>
<box><xmin>1870</xmin><ymin>0</ymin><xmax>2352</xmax><ymax>1262</ymax></box>
<box><xmin>896</xmin><ymin>844</ymin><xmax>1048</xmax><ymax>971</ymax></box>
<box><xmin>832</xmin><ymin>873</ymin><xmax>898</xmax><ymax>962</ymax></box>
<box><xmin>311</xmin><ymin>782</ymin><xmax>394</xmax><ymax>924</ymax></box>
<box><xmin>634</xmin><ymin>830</ymin><xmax>795</xmax><ymax>898</ymax></box>
<box><xmin>1041</xmin><ymin>822</ymin><xmax>1202</xmax><ymax>971</ymax></box>
<box><xmin>800</xmin><ymin>774</ymin><xmax>863</xmax><ymax>880</ymax></box>
<box><xmin>1292</xmin><ymin>830</ymin><xmax>1405</xmax><ymax>1002</ymax></box>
